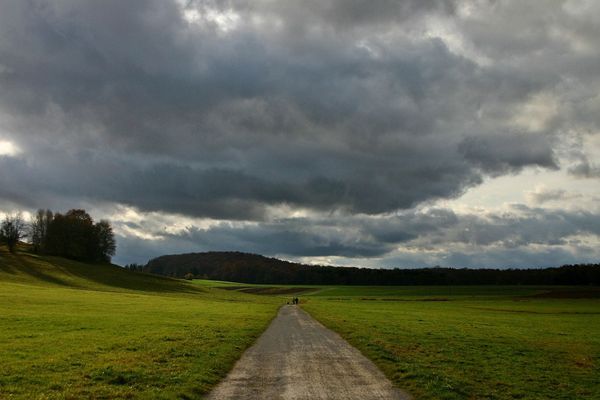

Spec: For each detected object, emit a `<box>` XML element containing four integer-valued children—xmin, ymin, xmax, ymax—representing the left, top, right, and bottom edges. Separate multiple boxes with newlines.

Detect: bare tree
<box><xmin>30</xmin><ymin>209</ymin><xmax>53</xmax><ymax>253</ymax></box>
<box><xmin>0</xmin><ymin>212</ymin><xmax>27</xmax><ymax>253</ymax></box>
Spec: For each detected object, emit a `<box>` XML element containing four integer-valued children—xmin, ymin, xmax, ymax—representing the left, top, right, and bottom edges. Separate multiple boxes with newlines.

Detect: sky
<box><xmin>0</xmin><ymin>0</ymin><xmax>599</xmax><ymax>268</ymax></box>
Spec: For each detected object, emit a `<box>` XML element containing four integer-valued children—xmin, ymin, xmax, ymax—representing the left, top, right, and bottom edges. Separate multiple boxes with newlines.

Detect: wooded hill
<box><xmin>143</xmin><ymin>252</ymin><xmax>600</xmax><ymax>285</ymax></box>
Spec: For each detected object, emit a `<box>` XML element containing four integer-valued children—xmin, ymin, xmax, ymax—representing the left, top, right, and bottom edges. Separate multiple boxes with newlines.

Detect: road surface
<box><xmin>206</xmin><ymin>305</ymin><xmax>410</xmax><ymax>400</ymax></box>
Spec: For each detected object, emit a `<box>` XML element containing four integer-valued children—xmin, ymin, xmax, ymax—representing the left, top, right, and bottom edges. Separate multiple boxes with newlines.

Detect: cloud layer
<box><xmin>0</xmin><ymin>0</ymin><xmax>599</xmax><ymax>267</ymax></box>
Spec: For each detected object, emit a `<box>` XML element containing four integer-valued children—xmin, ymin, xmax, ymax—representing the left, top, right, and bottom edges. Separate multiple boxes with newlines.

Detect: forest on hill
<box><xmin>1</xmin><ymin>209</ymin><xmax>116</xmax><ymax>262</ymax></box>
<box><xmin>142</xmin><ymin>252</ymin><xmax>600</xmax><ymax>286</ymax></box>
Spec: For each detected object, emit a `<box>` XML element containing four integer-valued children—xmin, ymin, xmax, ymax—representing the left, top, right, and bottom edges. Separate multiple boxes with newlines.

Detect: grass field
<box><xmin>193</xmin><ymin>279</ymin><xmax>600</xmax><ymax>399</ymax></box>
<box><xmin>0</xmin><ymin>247</ymin><xmax>281</xmax><ymax>399</ymax></box>
<box><xmin>3</xmin><ymin>255</ymin><xmax>599</xmax><ymax>400</ymax></box>
<box><xmin>302</xmin><ymin>286</ymin><xmax>600</xmax><ymax>400</ymax></box>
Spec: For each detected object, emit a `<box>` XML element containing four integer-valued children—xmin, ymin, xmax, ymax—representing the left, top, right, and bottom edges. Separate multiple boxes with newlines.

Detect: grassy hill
<box><xmin>0</xmin><ymin>244</ymin><xmax>201</xmax><ymax>294</ymax></box>
<box><xmin>0</xmin><ymin>245</ymin><xmax>281</xmax><ymax>399</ymax></box>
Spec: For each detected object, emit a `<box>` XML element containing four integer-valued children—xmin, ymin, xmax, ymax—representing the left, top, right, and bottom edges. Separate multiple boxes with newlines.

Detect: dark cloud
<box><xmin>0</xmin><ymin>0</ymin><xmax>577</xmax><ymax>217</ymax></box>
<box><xmin>0</xmin><ymin>148</ymin><xmax>475</xmax><ymax>217</ymax></box>
<box><xmin>1</xmin><ymin>0</ymin><xmax>599</xmax><ymax>266</ymax></box>
<box><xmin>459</xmin><ymin>133</ymin><xmax>557</xmax><ymax>174</ymax></box>
<box><xmin>363</xmin><ymin>206</ymin><xmax>600</xmax><ymax>250</ymax></box>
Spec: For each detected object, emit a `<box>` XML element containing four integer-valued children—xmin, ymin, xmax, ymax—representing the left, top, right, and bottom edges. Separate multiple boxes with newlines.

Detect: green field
<box><xmin>3</xmin><ymin>254</ymin><xmax>599</xmax><ymax>400</ymax></box>
<box><xmin>194</xmin><ymin>279</ymin><xmax>600</xmax><ymax>399</ymax></box>
<box><xmin>302</xmin><ymin>286</ymin><xmax>600</xmax><ymax>400</ymax></box>
<box><xmin>0</xmin><ymin>247</ymin><xmax>281</xmax><ymax>399</ymax></box>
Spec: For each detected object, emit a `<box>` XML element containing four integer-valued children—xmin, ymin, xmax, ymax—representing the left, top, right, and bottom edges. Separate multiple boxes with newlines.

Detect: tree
<box><xmin>30</xmin><ymin>209</ymin><xmax>53</xmax><ymax>253</ymax></box>
<box><xmin>42</xmin><ymin>209</ymin><xmax>117</xmax><ymax>262</ymax></box>
<box><xmin>93</xmin><ymin>220</ymin><xmax>116</xmax><ymax>262</ymax></box>
<box><xmin>45</xmin><ymin>212</ymin><xmax>68</xmax><ymax>256</ymax></box>
<box><xmin>63</xmin><ymin>209</ymin><xmax>95</xmax><ymax>261</ymax></box>
<box><xmin>0</xmin><ymin>212</ymin><xmax>27</xmax><ymax>253</ymax></box>
<box><xmin>184</xmin><ymin>272</ymin><xmax>194</xmax><ymax>280</ymax></box>
<box><xmin>124</xmin><ymin>263</ymin><xmax>144</xmax><ymax>272</ymax></box>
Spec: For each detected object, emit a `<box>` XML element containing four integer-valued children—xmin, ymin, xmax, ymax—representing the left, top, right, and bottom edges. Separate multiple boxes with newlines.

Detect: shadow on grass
<box><xmin>47</xmin><ymin>257</ymin><xmax>207</xmax><ymax>294</ymax></box>
<box><xmin>0</xmin><ymin>247</ymin><xmax>205</xmax><ymax>295</ymax></box>
<box><xmin>0</xmin><ymin>251</ymin><xmax>73</xmax><ymax>287</ymax></box>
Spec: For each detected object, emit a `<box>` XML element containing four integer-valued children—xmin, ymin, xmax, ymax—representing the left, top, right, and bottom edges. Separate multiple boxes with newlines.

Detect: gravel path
<box><xmin>206</xmin><ymin>305</ymin><xmax>411</xmax><ymax>400</ymax></box>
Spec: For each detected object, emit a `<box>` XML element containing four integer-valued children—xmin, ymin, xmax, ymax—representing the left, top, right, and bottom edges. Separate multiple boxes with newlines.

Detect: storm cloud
<box><xmin>0</xmin><ymin>0</ymin><xmax>599</xmax><ymax>267</ymax></box>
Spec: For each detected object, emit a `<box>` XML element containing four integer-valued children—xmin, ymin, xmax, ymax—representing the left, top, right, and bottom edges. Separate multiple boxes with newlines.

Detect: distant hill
<box><xmin>145</xmin><ymin>252</ymin><xmax>303</xmax><ymax>282</ymax></box>
<box><xmin>0</xmin><ymin>244</ymin><xmax>201</xmax><ymax>294</ymax></box>
<box><xmin>144</xmin><ymin>251</ymin><xmax>600</xmax><ymax>285</ymax></box>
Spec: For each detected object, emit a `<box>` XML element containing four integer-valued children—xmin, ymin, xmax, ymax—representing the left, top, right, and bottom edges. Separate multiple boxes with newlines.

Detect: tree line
<box><xmin>1</xmin><ymin>209</ymin><xmax>116</xmax><ymax>263</ymax></box>
<box><xmin>144</xmin><ymin>251</ymin><xmax>600</xmax><ymax>286</ymax></box>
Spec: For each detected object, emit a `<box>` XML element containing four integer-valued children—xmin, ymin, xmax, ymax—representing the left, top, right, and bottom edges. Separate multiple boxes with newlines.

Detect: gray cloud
<box><xmin>459</xmin><ymin>132</ymin><xmax>557</xmax><ymax>174</ymax></box>
<box><xmin>110</xmin><ymin>205</ymin><xmax>600</xmax><ymax>267</ymax></box>
<box><xmin>525</xmin><ymin>187</ymin><xmax>581</xmax><ymax>205</ymax></box>
<box><xmin>569</xmin><ymin>159</ymin><xmax>600</xmax><ymax>178</ymax></box>
<box><xmin>1</xmin><ymin>0</ymin><xmax>599</xmax><ymax>266</ymax></box>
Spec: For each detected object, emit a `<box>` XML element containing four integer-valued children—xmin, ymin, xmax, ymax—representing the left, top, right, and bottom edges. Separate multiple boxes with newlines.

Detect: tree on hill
<box><xmin>124</xmin><ymin>263</ymin><xmax>144</xmax><ymax>272</ymax></box>
<box><xmin>30</xmin><ymin>209</ymin><xmax>53</xmax><ymax>253</ymax></box>
<box><xmin>0</xmin><ymin>212</ymin><xmax>27</xmax><ymax>253</ymax></box>
<box><xmin>58</xmin><ymin>209</ymin><xmax>95</xmax><ymax>261</ymax></box>
<box><xmin>93</xmin><ymin>220</ymin><xmax>116</xmax><ymax>262</ymax></box>
<box><xmin>32</xmin><ymin>208</ymin><xmax>116</xmax><ymax>263</ymax></box>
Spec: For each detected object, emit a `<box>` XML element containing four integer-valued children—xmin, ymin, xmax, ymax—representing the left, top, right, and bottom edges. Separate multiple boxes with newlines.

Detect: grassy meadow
<box><xmin>0</xmin><ymin>247</ymin><xmax>281</xmax><ymax>399</ymax></box>
<box><xmin>195</xmin><ymin>280</ymin><xmax>600</xmax><ymax>399</ymax></box>
<box><xmin>2</xmin><ymin>251</ymin><xmax>599</xmax><ymax>400</ymax></box>
<box><xmin>301</xmin><ymin>286</ymin><xmax>600</xmax><ymax>400</ymax></box>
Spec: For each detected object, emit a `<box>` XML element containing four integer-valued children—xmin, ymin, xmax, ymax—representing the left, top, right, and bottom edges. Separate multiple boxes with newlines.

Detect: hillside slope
<box><xmin>0</xmin><ymin>244</ymin><xmax>200</xmax><ymax>294</ymax></box>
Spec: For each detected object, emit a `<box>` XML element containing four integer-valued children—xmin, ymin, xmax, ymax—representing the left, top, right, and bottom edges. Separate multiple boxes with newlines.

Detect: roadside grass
<box><xmin>301</xmin><ymin>287</ymin><xmax>600</xmax><ymax>400</ymax></box>
<box><xmin>0</xmin><ymin>247</ymin><xmax>281</xmax><ymax>399</ymax></box>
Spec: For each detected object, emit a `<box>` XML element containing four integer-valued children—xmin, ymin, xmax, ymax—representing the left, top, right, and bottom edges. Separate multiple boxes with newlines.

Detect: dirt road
<box><xmin>206</xmin><ymin>305</ymin><xmax>410</xmax><ymax>400</ymax></box>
